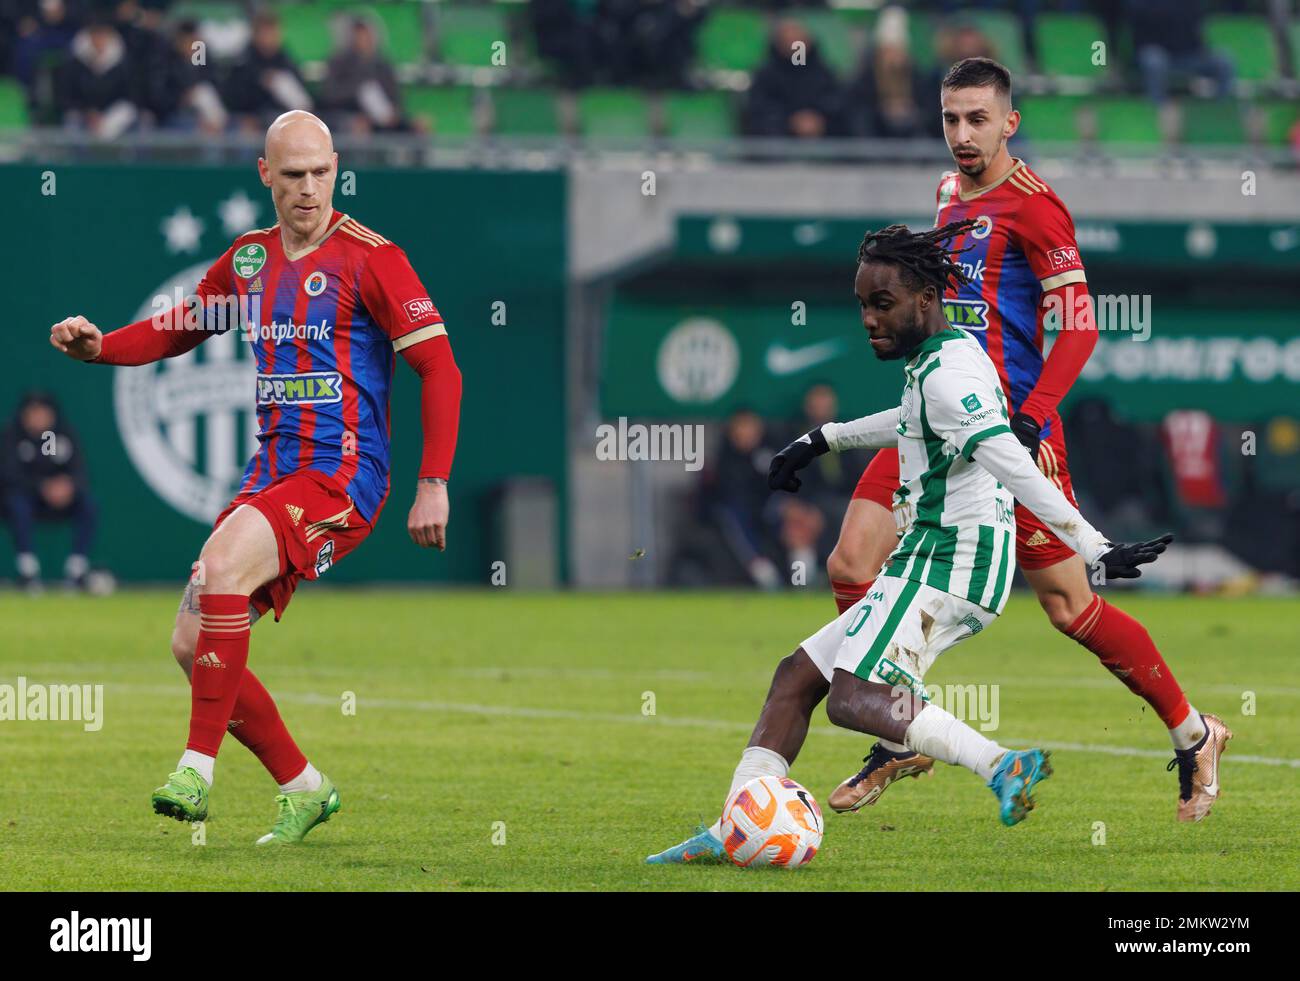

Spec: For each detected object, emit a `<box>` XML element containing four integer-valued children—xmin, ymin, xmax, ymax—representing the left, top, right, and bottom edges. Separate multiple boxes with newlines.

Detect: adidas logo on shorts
<box><xmin>284</xmin><ymin>504</ymin><xmax>304</xmax><ymax>527</ymax></box>
<box><xmin>196</xmin><ymin>652</ymin><xmax>225</xmax><ymax>669</ymax></box>
<box><xmin>1025</xmin><ymin>530</ymin><xmax>1051</xmax><ymax>547</ymax></box>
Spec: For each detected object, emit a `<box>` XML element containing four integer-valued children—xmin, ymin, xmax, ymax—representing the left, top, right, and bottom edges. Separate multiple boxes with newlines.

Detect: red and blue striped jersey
<box><xmin>196</xmin><ymin>211</ymin><xmax>446</xmax><ymax>522</ymax></box>
<box><xmin>933</xmin><ymin>159</ymin><xmax>1086</xmax><ymax>439</ymax></box>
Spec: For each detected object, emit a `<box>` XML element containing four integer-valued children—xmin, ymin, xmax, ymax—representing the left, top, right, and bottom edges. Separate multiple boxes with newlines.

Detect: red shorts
<box><xmin>850</xmin><ymin>430</ymin><xmax>1079</xmax><ymax>572</ymax></box>
<box><xmin>212</xmin><ymin>469</ymin><xmax>374</xmax><ymax>621</ymax></box>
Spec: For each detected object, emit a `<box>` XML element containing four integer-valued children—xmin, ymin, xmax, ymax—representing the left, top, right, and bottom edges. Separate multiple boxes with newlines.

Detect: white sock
<box><xmin>177</xmin><ymin>750</ymin><xmax>215</xmax><ymax>787</ymax></box>
<box><xmin>878</xmin><ymin>738</ymin><xmax>909</xmax><ymax>754</ymax></box>
<box><xmin>904</xmin><ymin>703</ymin><xmax>1006</xmax><ymax>781</ymax></box>
<box><xmin>707</xmin><ymin>746</ymin><xmax>789</xmax><ymax>839</ymax></box>
<box><xmin>278</xmin><ymin>761</ymin><xmax>322</xmax><ymax>795</ymax></box>
<box><xmin>1169</xmin><ymin>706</ymin><xmax>1206</xmax><ymax>751</ymax></box>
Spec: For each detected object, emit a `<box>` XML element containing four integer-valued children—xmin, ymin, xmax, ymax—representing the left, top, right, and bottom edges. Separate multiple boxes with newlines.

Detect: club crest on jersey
<box><xmin>943</xmin><ymin>298</ymin><xmax>990</xmax><ymax>330</ymax></box>
<box><xmin>304</xmin><ymin>271</ymin><xmax>328</xmax><ymax>296</ymax></box>
<box><xmin>256</xmin><ymin>371</ymin><xmax>343</xmax><ymax>406</ymax></box>
<box><xmin>234</xmin><ymin>244</ymin><xmax>267</xmax><ymax>278</ymax></box>
<box><xmin>970</xmin><ymin>215</ymin><xmax>994</xmax><ymax>240</ymax></box>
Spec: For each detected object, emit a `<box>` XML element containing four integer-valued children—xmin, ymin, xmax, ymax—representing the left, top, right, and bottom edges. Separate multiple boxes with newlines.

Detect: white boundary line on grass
<box><xmin>110</xmin><ymin>683</ymin><xmax>1300</xmax><ymax>768</ymax></box>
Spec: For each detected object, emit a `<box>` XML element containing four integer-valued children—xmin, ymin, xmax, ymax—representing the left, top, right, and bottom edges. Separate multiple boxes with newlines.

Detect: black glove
<box><xmin>768</xmin><ymin>426</ymin><xmax>830</xmax><ymax>492</ymax></box>
<box><xmin>1098</xmin><ymin>533</ymin><xmax>1173</xmax><ymax>580</ymax></box>
<box><xmin>1009</xmin><ymin>411</ymin><xmax>1042</xmax><ymax>461</ymax></box>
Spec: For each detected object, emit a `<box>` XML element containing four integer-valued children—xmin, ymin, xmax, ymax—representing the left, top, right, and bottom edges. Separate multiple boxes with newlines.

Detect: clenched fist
<box><xmin>50</xmin><ymin>316</ymin><xmax>103</xmax><ymax>361</ymax></box>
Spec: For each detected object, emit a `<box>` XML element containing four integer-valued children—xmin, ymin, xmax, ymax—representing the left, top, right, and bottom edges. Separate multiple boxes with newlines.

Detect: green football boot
<box><xmin>151</xmin><ymin>766</ymin><xmax>210</xmax><ymax>822</ymax></box>
<box><xmin>256</xmin><ymin>773</ymin><xmax>341</xmax><ymax>846</ymax></box>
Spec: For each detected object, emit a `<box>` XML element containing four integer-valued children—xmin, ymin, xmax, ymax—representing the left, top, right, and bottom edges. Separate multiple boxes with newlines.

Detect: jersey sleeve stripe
<box><xmin>391</xmin><ymin>322</ymin><xmax>446</xmax><ymax>352</ymax></box>
<box><xmin>960</xmin><ymin>424</ymin><xmax>1013</xmax><ymax>461</ymax></box>
<box><xmin>1008</xmin><ymin>172</ymin><xmax>1040</xmax><ymax>196</ymax></box>
<box><xmin>341</xmin><ymin>220</ymin><xmax>389</xmax><ymax>247</ymax></box>
<box><xmin>1040</xmin><ymin>269</ymin><xmax>1087</xmax><ymax>290</ymax></box>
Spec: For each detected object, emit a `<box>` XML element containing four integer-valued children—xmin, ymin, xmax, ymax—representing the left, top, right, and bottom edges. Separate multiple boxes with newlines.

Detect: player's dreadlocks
<box><xmin>856</xmin><ymin>218</ymin><xmax>980</xmax><ymax>296</ymax></box>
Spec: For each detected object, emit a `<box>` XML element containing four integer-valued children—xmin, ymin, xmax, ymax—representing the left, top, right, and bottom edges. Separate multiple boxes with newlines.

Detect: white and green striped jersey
<box><xmin>884</xmin><ymin>328</ymin><xmax>1019</xmax><ymax>612</ymax></box>
<box><xmin>823</xmin><ymin>328</ymin><xmax>1111</xmax><ymax>614</ymax></box>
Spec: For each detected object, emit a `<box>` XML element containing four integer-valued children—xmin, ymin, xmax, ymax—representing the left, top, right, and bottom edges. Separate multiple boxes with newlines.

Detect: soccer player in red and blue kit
<box><xmin>49</xmin><ymin>111</ymin><xmax>463</xmax><ymax>844</ymax></box>
<box><xmin>791</xmin><ymin>59</ymin><xmax>1229</xmax><ymax>821</ymax></box>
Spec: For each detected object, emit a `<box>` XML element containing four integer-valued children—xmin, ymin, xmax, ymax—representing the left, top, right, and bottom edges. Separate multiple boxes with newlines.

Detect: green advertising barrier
<box><xmin>4</xmin><ymin>164</ymin><xmax>566</xmax><ymax>584</ymax></box>
<box><xmin>677</xmin><ymin>215</ymin><xmax>1300</xmax><ymax>269</ymax></box>
<box><xmin>600</xmin><ymin>294</ymin><xmax>1298</xmax><ymax>423</ymax></box>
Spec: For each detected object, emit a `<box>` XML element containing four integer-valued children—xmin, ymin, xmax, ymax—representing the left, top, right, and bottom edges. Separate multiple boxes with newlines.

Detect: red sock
<box><xmin>1066</xmin><ymin>594</ymin><xmax>1190</xmax><ymax>728</ymax></box>
<box><xmin>227</xmin><ymin>670</ymin><xmax>308</xmax><ymax>785</ymax></box>
<box><xmin>187</xmin><ymin>594</ymin><xmax>251</xmax><ymax>756</ymax></box>
<box><xmin>831</xmin><ymin>578</ymin><xmax>874</xmax><ymax>615</ymax></box>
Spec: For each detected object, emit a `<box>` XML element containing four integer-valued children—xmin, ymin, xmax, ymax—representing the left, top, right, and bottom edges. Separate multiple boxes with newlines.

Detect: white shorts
<box><xmin>799</xmin><ymin>575</ymin><xmax>997</xmax><ymax>691</ymax></box>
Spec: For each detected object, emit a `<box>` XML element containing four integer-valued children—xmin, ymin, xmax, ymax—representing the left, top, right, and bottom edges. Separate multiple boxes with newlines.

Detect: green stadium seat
<box><xmin>697</xmin><ymin>8</ymin><xmax>770</xmax><ymax>73</ymax></box>
<box><xmin>1090</xmin><ymin>97</ymin><xmax>1162</xmax><ymax>146</ymax></box>
<box><xmin>1257</xmin><ymin>100</ymin><xmax>1300</xmax><ymax>146</ymax></box>
<box><xmin>306</xmin><ymin>3</ymin><xmax>428</xmax><ymax>67</ymax></box>
<box><xmin>908</xmin><ymin>11</ymin><xmax>938</xmax><ymax>70</ymax></box>
<box><xmin>1179</xmin><ymin>99</ymin><xmax>1247</xmax><ymax>145</ymax></box>
<box><xmin>578</xmin><ymin>88</ymin><xmax>652</xmax><ymax>140</ymax></box>
<box><xmin>663</xmin><ymin>90</ymin><xmax>734</xmax><ymax>141</ymax></box>
<box><xmin>1035</xmin><ymin>13</ymin><xmax>1106</xmax><ymax>78</ymax></box>
<box><xmin>1017</xmin><ymin>95</ymin><xmax>1083</xmax><ymax>144</ymax></box>
<box><xmin>0</xmin><ymin>79</ymin><xmax>29</xmax><ymax>130</ymax></box>
<box><xmin>438</xmin><ymin>3</ymin><xmax>512</xmax><ymax>68</ymax></box>
<box><xmin>799</xmin><ymin>10</ymin><xmax>867</xmax><ymax>76</ymax></box>
<box><xmin>1204</xmin><ymin>15</ymin><xmax>1279</xmax><ymax>83</ymax></box>
<box><xmin>490</xmin><ymin>87</ymin><xmax>561</xmax><ymax>136</ymax></box>
<box><xmin>278</xmin><ymin>4</ymin><xmax>335</xmax><ymax>64</ymax></box>
<box><xmin>170</xmin><ymin>1</ymin><xmax>244</xmax><ymax>24</ymax></box>
<box><xmin>962</xmin><ymin>12</ymin><xmax>1028</xmax><ymax>77</ymax></box>
<box><xmin>404</xmin><ymin>84</ymin><xmax>478</xmax><ymax>137</ymax></box>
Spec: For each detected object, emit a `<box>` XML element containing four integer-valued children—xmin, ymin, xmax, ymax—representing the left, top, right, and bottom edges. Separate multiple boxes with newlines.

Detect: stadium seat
<box><xmin>798</xmin><ymin>9</ymin><xmax>868</xmax><ymax>77</ymax></box>
<box><xmin>279</xmin><ymin>3</ymin><xmax>336</xmax><ymax>64</ymax></box>
<box><xmin>1090</xmin><ymin>97</ymin><xmax>1162</xmax><ymax>146</ymax></box>
<box><xmin>1203</xmin><ymin>15</ymin><xmax>1280</xmax><ymax>83</ymax></box>
<box><xmin>366</xmin><ymin>3</ymin><xmax>427</xmax><ymax>67</ymax></box>
<box><xmin>962</xmin><ymin>11</ymin><xmax>1028</xmax><ymax>77</ymax></box>
<box><xmin>1179</xmin><ymin>99</ymin><xmax>1247</xmax><ymax>146</ymax></box>
<box><xmin>1035</xmin><ymin>13</ymin><xmax>1106</xmax><ymax>78</ymax></box>
<box><xmin>1257</xmin><ymin>100</ymin><xmax>1300</xmax><ymax>146</ymax></box>
<box><xmin>490</xmin><ymin>87</ymin><xmax>561</xmax><ymax>136</ymax></box>
<box><xmin>437</xmin><ymin>3</ymin><xmax>512</xmax><ymax>68</ymax></box>
<box><xmin>0</xmin><ymin>79</ymin><xmax>29</xmax><ymax>131</ymax></box>
<box><xmin>662</xmin><ymin>90</ymin><xmax>735</xmax><ymax>141</ymax></box>
<box><xmin>577</xmin><ymin>88</ymin><xmax>652</xmax><ymax>141</ymax></box>
<box><xmin>404</xmin><ymin>84</ymin><xmax>478</xmax><ymax>137</ymax></box>
<box><xmin>696</xmin><ymin>7</ymin><xmax>770</xmax><ymax>73</ymax></box>
<box><xmin>1016</xmin><ymin>95</ymin><xmax>1083</xmax><ymax>144</ymax></box>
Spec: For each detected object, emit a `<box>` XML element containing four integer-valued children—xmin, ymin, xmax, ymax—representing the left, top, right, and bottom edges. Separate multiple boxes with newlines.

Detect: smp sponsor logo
<box><xmin>256</xmin><ymin>372</ymin><xmax>343</xmax><ymax>406</ymax></box>
<box><xmin>404</xmin><ymin>297</ymin><xmax>437</xmax><ymax>323</ymax></box>
<box><xmin>943</xmin><ymin>297</ymin><xmax>990</xmax><ymax>330</ymax></box>
<box><xmin>1048</xmin><ymin>245</ymin><xmax>1080</xmax><ymax>269</ymax></box>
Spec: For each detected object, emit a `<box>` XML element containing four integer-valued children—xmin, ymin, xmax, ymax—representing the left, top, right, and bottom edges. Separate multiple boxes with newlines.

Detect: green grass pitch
<box><xmin>1</xmin><ymin>589</ymin><xmax>1295</xmax><ymax>891</ymax></box>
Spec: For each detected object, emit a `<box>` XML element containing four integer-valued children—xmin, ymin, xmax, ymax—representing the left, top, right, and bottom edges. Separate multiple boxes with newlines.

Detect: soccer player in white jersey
<box><xmin>647</xmin><ymin>221</ymin><xmax>1172</xmax><ymax>863</ymax></box>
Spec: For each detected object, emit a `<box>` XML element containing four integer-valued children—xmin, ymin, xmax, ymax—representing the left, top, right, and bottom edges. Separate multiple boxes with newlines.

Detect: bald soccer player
<box><xmin>50</xmin><ymin>111</ymin><xmax>463</xmax><ymax>845</ymax></box>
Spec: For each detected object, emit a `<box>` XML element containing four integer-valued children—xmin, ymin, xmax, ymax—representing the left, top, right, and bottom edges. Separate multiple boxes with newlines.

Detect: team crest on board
<box><xmin>234</xmin><ymin>244</ymin><xmax>267</xmax><ymax>278</ymax></box>
<box><xmin>304</xmin><ymin>271</ymin><xmax>328</xmax><ymax>296</ymax></box>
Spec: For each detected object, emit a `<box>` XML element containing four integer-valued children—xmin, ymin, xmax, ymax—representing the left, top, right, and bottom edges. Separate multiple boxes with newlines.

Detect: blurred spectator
<box><xmin>1127</xmin><ymin>0</ymin><xmax>1233</xmax><ymax>102</ymax></box>
<box><xmin>850</xmin><ymin>5</ymin><xmax>942</xmax><ymax>140</ymax></box>
<box><xmin>223</xmin><ymin>10</ymin><xmax>312</xmax><ymax>132</ymax></box>
<box><xmin>591</xmin><ymin>0</ymin><xmax>704</xmax><ymax>89</ymax></box>
<box><xmin>319</xmin><ymin>16</ymin><xmax>413</xmax><ymax>134</ymax></box>
<box><xmin>529</xmin><ymin>0</ymin><xmax>599</xmax><ymax>88</ymax></box>
<box><xmin>55</xmin><ymin>15</ymin><xmax>143</xmax><ymax>138</ymax></box>
<box><xmin>707</xmin><ymin>408</ymin><xmax>782</xmax><ymax>589</ymax></box>
<box><xmin>1</xmin><ymin>392</ymin><xmax>97</xmax><ymax>592</ymax></box>
<box><xmin>147</xmin><ymin>18</ymin><xmax>228</xmax><ymax>133</ymax></box>
<box><xmin>743</xmin><ymin>19</ymin><xmax>851</xmax><ymax>139</ymax></box>
<box><xmin>12</xmin><ymin>0</ymin><xmax>78</xmax><ymax>87</ymax></box>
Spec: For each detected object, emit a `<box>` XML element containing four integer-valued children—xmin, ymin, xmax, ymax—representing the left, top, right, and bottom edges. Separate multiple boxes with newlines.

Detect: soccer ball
<box><xmin>720</xmin><ymin>776</ymin><xmax>823</xmax><ymax>868</ymax></box>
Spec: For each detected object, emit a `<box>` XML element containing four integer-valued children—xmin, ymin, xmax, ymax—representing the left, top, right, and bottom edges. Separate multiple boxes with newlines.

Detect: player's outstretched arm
<box><xmin>768</xmin><ymin>408</ymin><xmax>901</xmax><ymax>492</ymax></box>
<box><xmin>971</xmin><ymin>432</ymin><xmax>1170</xmax><ymax>579</ymax></box>
<box><xmin>49</xmin><ymin>316</ymin><xmax>104</xmax><ymax>361</ymax></box>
